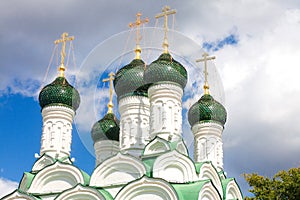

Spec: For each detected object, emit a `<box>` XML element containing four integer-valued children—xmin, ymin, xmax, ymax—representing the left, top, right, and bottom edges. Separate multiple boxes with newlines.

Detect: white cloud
<box><xmin>0</xmin><ymin>177</ymin><xmax>18</xmax><ymax>198</ymax></box>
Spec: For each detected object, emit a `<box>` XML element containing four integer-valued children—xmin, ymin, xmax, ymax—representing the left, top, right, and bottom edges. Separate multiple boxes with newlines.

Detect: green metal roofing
<box><xmin>221</xmin><ymin>178</ymin><xmax>243</xmax><ymax>199</ymax></box>
<box><xmin>142</xmin><ymin>157</ymin><xmax>157</xmax><ymax>177</ymax></box>
<box><xmin>91</xmin><ymin>113</ymin><xmax>120</xmax><ymax>143</ymax></box>
<box><xmin>144</xmin><ymin>53</ymin><xmax>187</xmax><ymax>89</ymax></box>
<box><xmin>39</xmin><ymin>76</ymin><xmax>80</xmax><ymax>111</ymax></box>
<box><xmin>19</xmin><ymin>172</ymin><xmax>35</xmax><ymax>191</ymax></box>
<box><xmin>114</xmin><ymin>59</ymin><xmax>149</xmax><ymax>99</ymax></box>
<box><xmin>188</xmin><ymin>94</ymin><xmax>227</xmax><ymax>127</ymax></box>
<box><xmin>97</xmin><ymin>188</ymin><xmax>114</xmax><ymax>200</ymax></box>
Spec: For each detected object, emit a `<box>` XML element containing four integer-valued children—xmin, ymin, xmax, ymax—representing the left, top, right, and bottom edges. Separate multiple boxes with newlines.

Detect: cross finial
<box><xmin>155</xmin><ymin>6</ymin><xmax>176</xmax><ymax>53</ymax></box>
<box><xmin>196</xmin><ymin>52</ymin><xmax>216</xmax><ymax>95</ymax></box>
<box><xmin>129</xmin><ymin>12</ymin><xmax>149</xmax><ymax>60</ymax></box>
<box><xmin>54</xmin><ymin>32</ymin><xmax>74</xmax><ymax>77</ymax></box>
<box><xmin>102</xmin><ymin>72</ymin><xmax>115</xmax><ymax>114</ymax></box>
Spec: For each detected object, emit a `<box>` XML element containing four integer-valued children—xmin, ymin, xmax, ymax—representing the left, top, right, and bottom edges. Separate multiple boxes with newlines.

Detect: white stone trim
<box><xmin>119</xmin><ymin>95</ymin><xmax>150</xmax><ymax>158</ymax></box>
<box><xmin>192</xmin><ymin>122</ymin><xmax>224</xmax><ymax>170</ymax></box>
<box><xmin>153</xmin><ymin>150</ymin><xmax>197</xmax><ymax>183</ymax></box>
<box><xmin>40</xmin><ymin>106</ymin><xmax>75</xmax><ymax>159</ymax></box>
<box><xmin>198</xmin><ymin>181</ymin><xmax>222</xmax><ymax>200</ymax></box>
<box><xmin>90</xmin><ymin>153</ymin><xmax>146</xmax><ymax>187</ymax></box>
<box><xmin>27</xmin><ymin>162</ymin><xmax>85</xmax><ymax>194</ymax></box>
<box><xmin>225</xmin><ymin>179</ymin><xmax>243</xmax><ymax>200</ymax></box>
<box><xmin>1</xmin><ymin>190</ymin><xmax>36</xmax><ymax>200</ymax></box>
<box><xmin>197</xmin><ymin>162</ymin><xmax>223</xmax><ymax>199</ymax></box>
<box><xmin>148</xmin><ymin>83</ymin><xmax>183</xmax><ymax>142</ymax></box>
<box><xmin>115</xmin><ymin>176</ymin><xmax>178</xmax><ymax>200</ymax></box>
<box><xmin>94</xmin><ymin>140</ymin><xmax>119</xmax><ymax>166</ymax></box>
<box><xmin>55</xmin><ymin>184</ymin><xmax>106</xmax><ymax>200</ymax></box>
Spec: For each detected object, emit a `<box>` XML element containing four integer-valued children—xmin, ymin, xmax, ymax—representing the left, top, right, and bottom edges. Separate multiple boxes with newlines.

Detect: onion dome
<box><xmin>144</xmin><ymin>53</ymin><xmax>187</xmax><ymax>88</ymax></box>
<box><xmin>188</xmin><ymin>94</ymin><xmax>227</xmax><ymax>127</ymax></box>
<box><xmin>91</xmin><ymin>113</ymin><xmax>120</xmax><ymax>143</ymax></box>
<box><xmin>114</xmin><ymin>59</ymin><xmax>150</xmax><ymax>99</ymax></box>
<box><xmin>39</xmin><ymin>76</ymin><xmax>80</xmax><ymax>111</ymax></box>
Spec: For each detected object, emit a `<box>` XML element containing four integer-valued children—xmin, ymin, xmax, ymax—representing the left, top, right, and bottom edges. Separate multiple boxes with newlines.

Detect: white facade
<box><xmin>148</xmin><ymin>82</ymin><xmax>183</xmax><ymax>142</ymax></box>
<box><xmin>119</xmin><ymin>95</ymin><xmax>150</xmax><ymax>157</ymax></box>
<box><xmin>40</xmin><ymin>105</ymin><xmax>75</xmax><ymax>159</ymax></box>
<box><xmin>94</xmin><ymin>140</ymin><xmax>119</xmax><ymax>166</ymax></box>
<box><xmin>192</xmin><ymin>122</ymin><xmax>224</xmax><ymax>170</ymax></box>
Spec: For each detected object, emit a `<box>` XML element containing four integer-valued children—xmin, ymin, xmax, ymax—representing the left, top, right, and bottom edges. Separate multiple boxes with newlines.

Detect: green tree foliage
<box><xmin>244</xmin><ymin>167</ymin><xmax>300</xmax><ymax>199</ymax></box>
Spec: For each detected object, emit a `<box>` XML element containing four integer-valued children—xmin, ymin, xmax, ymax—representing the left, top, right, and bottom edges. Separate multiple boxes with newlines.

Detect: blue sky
<box><xmin>1</xmin><ymin>0</ymin><xmax>300</xmax><ymax>198</ymax></box>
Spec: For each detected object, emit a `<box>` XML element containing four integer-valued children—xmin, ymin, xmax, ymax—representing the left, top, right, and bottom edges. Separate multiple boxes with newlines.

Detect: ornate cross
<box><xmin>129</xmin><ymin>12</ymin><xmax>149</xmax><ymax>59</ymax></box>
<box><xmin>155</xmin><ymin>6</ymin><xmax>176</xmax><ymax>53</ymax></box>
<box><xmin>102</xmin><ymin>72</ymin><xmax>115</xmax><ymax>114</ymax></box>
<box><xmin>196</xmin><ymin>52</ymin><xmax>216</xmax><ymax>94</ymax></box>
<box><xmin>54</xmin><ymin>32</ymin><xmax>74</xmax><ymax>77</ymax></box>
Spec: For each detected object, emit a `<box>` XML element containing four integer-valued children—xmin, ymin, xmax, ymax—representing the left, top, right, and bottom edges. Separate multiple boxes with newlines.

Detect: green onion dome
<box><xmin>39</xmin><ymin>77</ymin><xmax>80</xmax><ymax>111</ymax></box>
<box><xmin>188</xmin><ymin>94</ymin><xmax>227</xmax><ymax>127</ymax></box>
<box><xmin>113</xmin><ymin>59</ymin><xmax>150</xmax><ymax>99</ymax></box>
<box><xmin>144</xmin><ymin>53</ymin><xmax>187</xmax><ymax>88</ymax></box>
<box><xmin>91</xmin><ymin>113</ymin><xmax>120</xmax><ymax>143</ymax></box>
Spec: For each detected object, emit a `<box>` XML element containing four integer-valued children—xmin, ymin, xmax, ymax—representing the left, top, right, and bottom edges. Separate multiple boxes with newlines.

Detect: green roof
<box><xmin>144</xmin><ymin>53</ymin><xmax>187</xmax><ymax>89</ymax></box>
<box><xmin>91</xmin><ymin>113</ymin><xmax>120</xmax><ymax>142</ymax></box>
<box><xmin>114</xmin><ymin>59</ymin><xmax>149</xmax><ymax>99</ymax></box>
<box><xmin>39</xmin><ymin>76</ymin><xmax>80</xmax><ymax>111</ymax></box>
<box><xmin>142</xmin><ymin>157</ymin><xmax>157</xmax><ymax>177</ymax></box>
<box><xmin>188</xmin><ymin>94</ymin><xmax>227</xmax><ymax>127</ymax></box>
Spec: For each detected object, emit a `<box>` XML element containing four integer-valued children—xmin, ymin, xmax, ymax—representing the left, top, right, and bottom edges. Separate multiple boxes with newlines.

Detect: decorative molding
<box><xmin>224</xmin><ymin>179</ymin><xmax>243</xmax><ymax>200</ymax></box>
<box><xmin>1</xmin><ymin>190</ymin><xmax>37</xmax><ymax>200</ymax></box>
<box><xmin>115</xmin><ymin>176</ymin><xmax>178</xmax><ymax>200</ymax></box>
<box><xmin>197</xmin><ymin>162</ymin><xmax>223</xmax><ymax>199</ymax></box>
<box><xmin>192</xmin><ymin>122</ymin><xmax>224</xmax><ymax>170</ymax></box>
<box><xmin>55</xmin><ymin>184</ymin><xmax>106</xmax><ymax>200</ymax></box>
<box><xmin>94</xmin><ymin>140</ymin><xmax>119</xmax><ymax>166</ymax></box>
<box><xmin>119</xmin><ymin>95</ymin><xmax>150</xmax><ymax>157</ymax></box>
<box><xmin>27</xmin><ymin>162</ymin><xmax>86</xmax><ymax>194</ymax></box>
<box><xmin>40</xmin><ymin>106</ymin><xmax>75</xmax><ymax>159</ymax></box>
<box><xmin>153</xmin><ymin>150</ymin><xmax>197</xmax><ymax>183</ymax></box>
<box><xmin>148</xmin><ymin>83</ymin><xmax>183</xmax><ymax>142</ymax></box>
<box><xmin>198</xmin><ymin>181</ymin><xmax>222</xmax><ymax>200</ymax></box>
<box><xmin>90</xmin><ymin>153</ymin><xmax>146</xmax><ymax>187</ymax></box>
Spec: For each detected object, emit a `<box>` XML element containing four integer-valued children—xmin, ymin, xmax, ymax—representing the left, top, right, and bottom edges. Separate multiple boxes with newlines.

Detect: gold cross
<box><xmin>129</xmin><ymin>12</ymin><xmax>149</xmax><ymax>59</ymax></box>
<box><xmin>155</xmin><ymin>6</ymin><xmax>176</xmax><ymax>53</ymax></box>
<box><xmin>102</xmin><ymin>72</ymin><xmax>115</xmax><ymax>114</ymax></box>
<box><xmin>54</xmin><ymin>32</ymin><xmax>74</xmax><ymax>77</ymax></box>
<box><xmin>196</xmin><ymin>52</ymin><xmax>216</xmax><ymax>94</ymax></box>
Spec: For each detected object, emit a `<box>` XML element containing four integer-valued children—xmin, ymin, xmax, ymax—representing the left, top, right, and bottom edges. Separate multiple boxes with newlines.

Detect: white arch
<box><xmin>1</xmin><ymin>190</ymin><xmax>39</xmax><ymax>200</ymax></box>
<box><xmin>90</xmin><ymin>153</ymin><xmax>146</xmax><ymax>187</ymax></box>
<box><xmin>143</xmin><ymin>137</ymin><xmax>171</xmax><ymax>156</ymax></box>
<box><xmin>27</xmin><ymin>162</ymin><xmax>86</xmax><ymax>194</ymax></box>
<box><xmin>32</xmin><ymin>154</ymin><xmax>55</xmax><ymax>172</ymax></box>
<box><xmin>198</xmin><ymin>181</ymin><xmax>221</xmax><ymax>200</ymax></box>
<box><xmin>197</xmin><ymin>162</ymin><xmax>223</xmax><ymax>198</ymax></box>
<box><xmin>224</xmin><ymin>179</ymin><xmax>243</xmax><ymax>200</ymax></box>
<box><xmin>55</xmin><ymin>184</ymin><xmax>107</xmax><ymax>200</ymax></box>
<box><xmin>153</xmin><ymin>150</ymin><xmax>197</xmax><ymax>182</ymax></box>
<box><xmin>115</xmin><ymin>176</ymin><xmax>178</xmax><ymax>200</ymax></box>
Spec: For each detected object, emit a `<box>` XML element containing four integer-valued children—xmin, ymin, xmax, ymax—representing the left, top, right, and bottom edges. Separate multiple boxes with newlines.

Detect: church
<box><xmin>2</xmin><ymin>6</ymin><xmax>243</xmax><ymax>200</ymax></box>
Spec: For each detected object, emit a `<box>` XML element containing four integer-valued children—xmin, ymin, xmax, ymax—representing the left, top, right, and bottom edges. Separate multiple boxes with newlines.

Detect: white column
<box><xmin>40</xmin><ymin>106</ymin><xmax>74</xmax><ymax>159</ymax></box>
<box><xmin>94</xmin><ymin>140</ymin><xmax>119</xmax><ymax>166</ymax></box>
<box><xmin>192</xmin><ymin>122</ymin><xmax>224</xmax><ymax>171</ymax></box>
<box><xmin>148</xmin><ymin>83</ymin><xmax>183</xmax><ymax>142</ymax></box>
<box><xmin>119</xmin><ymin>95</ymin><xmax>150</xmax><ymax>157</ymax></box>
